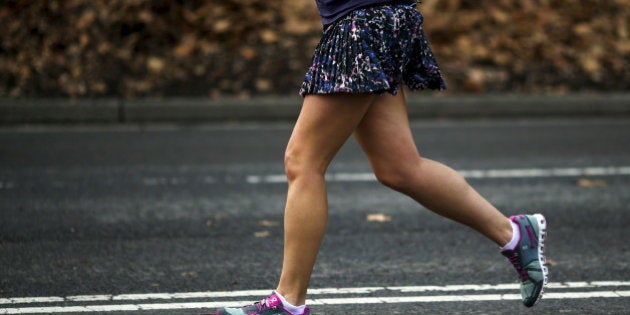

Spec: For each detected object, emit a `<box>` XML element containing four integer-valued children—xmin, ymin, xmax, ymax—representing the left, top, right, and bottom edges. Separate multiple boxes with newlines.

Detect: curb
<box><xmin>405</xmin><ymin>93</ymin><xmax>630</xmax><ymax>118</ymax></box>
<box><xmin>1</xmin><ymin>94</ymin><xmax>628</xmax><ymax>124</ymax></box>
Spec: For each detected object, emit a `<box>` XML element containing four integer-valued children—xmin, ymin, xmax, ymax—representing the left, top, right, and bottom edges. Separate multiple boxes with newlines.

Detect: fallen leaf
<box><xmin>174</xmin><ymin>36</ymin><xmax>196</xmax><ymax>58</ymax></box>
<box><xmin>240</xmin><ymin>47</ymin><xmax>257</xmax><ymax>60</ymax></box>
<box><xmin>146</xmin><ymin>57</ymin><xmax>165</xmax><ymax>73</ymax></box>
<box><xmin>260</xmin><ymin>29</ymin><xmax>279</xmax><ymax>43</ymax></box>
<box><xmin>255</xmin><ymin>79</ymin><xmax>272</xmax><ymax>92</ymax></box>
<box><xmin>367</xmin><ymin>213</ymin><xmax>392</xmax><ymax>222</ymax></box>
<box><xmin>577</xmin><ymin>178</ymin><xmax>607</xmax><ymax>187</ymax></box>
<box><xmin>258</xmin><ymin>220</ymin><xmax>279</xmax><ymax>227</ymax></box>
<box><xmin>180</xmin><ymin>271</ymin><xmax>198</xmax><ymax>277</ymax></box>
<box><xmin>213</xmin><ymin>19</ymin><xmax>231</xmax><ymax>33</ymax></box>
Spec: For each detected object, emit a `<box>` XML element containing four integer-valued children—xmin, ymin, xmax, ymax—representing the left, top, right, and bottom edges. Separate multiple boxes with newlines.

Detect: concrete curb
<box><xmin>405</xmin><ymin>93</ymin><xmax>630</xmax><ymax>118</ymax></box>
<box><xmin>1</xmin><ymin>93</ymin><xmax>628</xmax><ymax>124</ymax></box>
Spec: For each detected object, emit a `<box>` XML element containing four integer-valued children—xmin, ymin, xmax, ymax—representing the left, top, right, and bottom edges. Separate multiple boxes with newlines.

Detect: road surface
<box><xmin>1</xmin><ymin>118</ymin><xmax>629</xmax><ymax>314</ymax></box>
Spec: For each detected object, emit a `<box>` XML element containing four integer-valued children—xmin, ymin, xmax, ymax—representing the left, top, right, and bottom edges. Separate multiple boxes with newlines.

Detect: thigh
<box><xmin>353</xmin><ymin>91</ymin><xmax>421</xmax><ymax>171</ymax></box>
<box><xmin>286</xmin><ymin>93</ymin><xmax>375</xmax><ymax>173</ymax></box>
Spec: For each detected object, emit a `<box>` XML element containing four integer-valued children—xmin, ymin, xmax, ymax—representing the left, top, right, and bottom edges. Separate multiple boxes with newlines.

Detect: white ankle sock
<box><xmin>274</xmin><ymin>291</ymin><xmax>306</xmax><ymax>315</ymax></box>
<box><xmin>501</xmin><ymin>220</ymin><xmax>520</xmax><ymax>251</ymax></box>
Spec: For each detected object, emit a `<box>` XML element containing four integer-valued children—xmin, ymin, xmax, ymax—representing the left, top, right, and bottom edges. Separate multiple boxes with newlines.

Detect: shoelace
<box><xmin>254</xmin><ymin>296</ymin><xmax>278</xmax><ymax>312</ymax></box>
<box><xmin>506</xmin><ymin>251</ymin><xmax>530</xmax><ymax>281</ymax></box>
<box><xmin>254</xmin><ymin>299</ymin><xmax>267</xmax><ymax>312</ymax></box>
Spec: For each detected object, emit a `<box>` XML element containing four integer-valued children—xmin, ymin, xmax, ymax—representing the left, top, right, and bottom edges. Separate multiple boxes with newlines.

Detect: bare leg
<box><xmin>354</xmin><ymin>91</ymin><xmax>513</xmax><ymax>246</ymax></box>
<box><xmin>276</xmin><ymin>93</ymin><xmax>375</xmax><ymax>306</ymax></box>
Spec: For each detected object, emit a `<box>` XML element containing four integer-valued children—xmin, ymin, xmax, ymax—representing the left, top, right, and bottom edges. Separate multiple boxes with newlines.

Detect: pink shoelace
<box><xmin>253</xmin><ymin>295</ymin><xmax>281</xmax><ymax>312</ymax></box>
<box><xmin>506</xmin><ymin>251</ymin><xmax>530</xmax><ymax>281</ymax></box>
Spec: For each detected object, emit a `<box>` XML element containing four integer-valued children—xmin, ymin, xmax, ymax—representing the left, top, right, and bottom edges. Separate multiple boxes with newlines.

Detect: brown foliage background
<box><xmin>1</xmin><ymin>0</ymin><xmax>628</xmax><ymax>98</ymax></box>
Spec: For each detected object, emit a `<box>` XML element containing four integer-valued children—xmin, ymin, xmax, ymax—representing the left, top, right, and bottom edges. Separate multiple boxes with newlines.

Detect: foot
<box><xmin>215</xmin><ymin>293</ymin><xmax>310</xmax><ymax>315</ymax></box>
<box><xmin>501</xmin><ymin>214</ymin><xmax>549</xmax><ymax>307</ymax></box>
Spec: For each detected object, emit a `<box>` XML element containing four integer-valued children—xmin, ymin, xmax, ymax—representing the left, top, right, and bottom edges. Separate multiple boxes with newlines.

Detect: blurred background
<box><xmin>1</xmin><ymin>0</ymin><xmax>628</xmax><ymax>99</ymax></box>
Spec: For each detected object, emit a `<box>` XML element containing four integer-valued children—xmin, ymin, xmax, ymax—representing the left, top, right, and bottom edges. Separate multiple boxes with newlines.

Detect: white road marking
<box><xmin>1</xmin><ymin>291</ymin><xmax>629</xmax><ymax>314</ymax></box>
<box><xmin>246</xmin><ymin>166</ymin><xmax>630</xmax><ymax>184</ymax></box>
<box><xmin>0</xmin><ymin>297</ymin><xmax>64</xmax><ymax>305</ymax></box>
<box><xmin>203</xmin><ymin>176</ymin><xmax>217</xmax><ymax>184</ymax></box>
<box><xmin>142</xmin><ymin>177</ymin><xmax>188</xmax><ymax>186</ymax></box>
<box><xmin>44</xmin><ymin>166</ymin><xmax>629</xmax><ymax>187</ymax></box>
<box><xmin>0</xmin><ymin>181</ymin><xmax>15</xmax><ymax>189</ymax></box>
<box><xmin>310</xmin><ymin>291</ymin><xmax>630</xmax><ymax>304</ymax></box>
<box><xmin>390</xmin><ymin>281</ymin><xmax>630</xmax><ymax>292</ymax></box>
<box><xmin>2</xmin><ymin>281</ymin><xmax>629</xmax><ymax>305</ymax></box>
<box><xmin>1</xmin><ymin>281</ymin><xmax>630</xmax><ymax>315</ymax></box>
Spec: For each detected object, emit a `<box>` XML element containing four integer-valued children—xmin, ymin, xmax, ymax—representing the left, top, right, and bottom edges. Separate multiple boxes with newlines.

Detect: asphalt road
<box><xmin>1</xmin><ymin>118</ymin><xmax>629</xmax><ymax>314</ymax></box>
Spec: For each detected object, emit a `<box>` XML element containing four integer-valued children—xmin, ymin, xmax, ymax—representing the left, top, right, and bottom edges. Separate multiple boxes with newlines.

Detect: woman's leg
<box><xmin>353</xmin><ymin>91</ymin><xmax>513</xmax><ymax>246</ymax></box>
<box><xmin>276</xmin><ymin>93</ymin><xmax>375</xmax><ymax>306</ymax></box>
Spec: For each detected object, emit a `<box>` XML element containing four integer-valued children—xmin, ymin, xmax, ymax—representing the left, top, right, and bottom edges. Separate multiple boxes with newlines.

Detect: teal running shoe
<box><xmin>502</xmin><ymin>214</ymin><xmax>549</xmax><ymax>307</ymax></box>
<box><xmin>215</xmin><ymin>292</ymin><xmax>310</xmax><ymax>315</ymax></box>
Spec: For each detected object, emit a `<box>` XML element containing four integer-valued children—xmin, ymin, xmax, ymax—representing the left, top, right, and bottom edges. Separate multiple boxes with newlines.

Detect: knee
<box><xmin>283</xmin><ymin>150</ymin><xmax>301</xmax><ymax>182</ymax></box>
<box><xmin>373</xmin><ymin>161</ymin><xmax>421</xmax><ymax>192</ymax></box>
<box><xmin>284</xmin><ymin>147</ymin><xmax>325</xmax><ymax>183</ymax></box>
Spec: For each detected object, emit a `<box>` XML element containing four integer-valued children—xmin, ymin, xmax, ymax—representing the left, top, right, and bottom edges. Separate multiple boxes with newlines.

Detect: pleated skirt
<box><xmin>299</xmin><ymin>3</ymin><xmax>446</xmax><ymax>96</ymax></box>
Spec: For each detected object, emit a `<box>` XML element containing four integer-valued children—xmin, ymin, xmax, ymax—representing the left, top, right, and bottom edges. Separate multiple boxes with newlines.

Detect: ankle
<box><xmin>500</xmin><ymin>219</ymin><xmax>520</xmax><ymax>250</ymax></box>
<box><xmin>500</xmin><ymin>222</ymin><xmax>514</xmax><ymax>246</ymax></box>
<box><xmin>275</xmin><ymin>288</ymin><xmax>306</xmax><ymax>306</ymax></box>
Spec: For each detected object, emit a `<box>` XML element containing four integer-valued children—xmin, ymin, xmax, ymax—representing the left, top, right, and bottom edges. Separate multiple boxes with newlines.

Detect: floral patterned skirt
<box><xmin>299</xmin><ymin>3</ymin><xmax>446</xmax><ymax>96</ymax></box>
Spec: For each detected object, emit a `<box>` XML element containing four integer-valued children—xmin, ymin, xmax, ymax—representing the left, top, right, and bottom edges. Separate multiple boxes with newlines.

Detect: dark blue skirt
<box><xmin>299</xmin><ymin>3</ymin><xmax>446</xmax><ymax>96</ymax></box>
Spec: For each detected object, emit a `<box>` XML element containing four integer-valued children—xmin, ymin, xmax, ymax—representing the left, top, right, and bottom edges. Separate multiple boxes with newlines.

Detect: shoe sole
<box><xmin>530</xmin><ymin>213</ymin><xmax>548</xmax><ymax>307</ymax></box>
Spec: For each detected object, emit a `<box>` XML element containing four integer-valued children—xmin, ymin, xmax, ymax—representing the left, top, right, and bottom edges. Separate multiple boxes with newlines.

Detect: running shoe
<box><xmin>215</xmin><ymin>292</ymin><xmax>310</xmax><ymax>315</ymax></box>
<box><xmin>501</xmin><ymin>214</ymin><xmax>549</xmax><ymax>307</ymax></box>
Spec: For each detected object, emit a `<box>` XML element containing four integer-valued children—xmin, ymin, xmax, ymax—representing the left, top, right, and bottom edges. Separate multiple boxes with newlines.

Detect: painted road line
<box><xmin>0</xmin><ymin>181</ymin><xmax>15</xmax><ymax>189</ymax></box>
<box><xmin>112</xmin><ymin>290</ymin><xmax>271</xmax><ymax>301</ymax></box>
<box><xmin>2</xmin><ymin>281</ymin><xmax>630</xmax><ymax>305</ymax></box>
<box><xmin>0</xmin><ymin>297</ymin><xmax>64</xmax><ymax>305</ymax></box>
<box><xmin>142</xmin><ymin>177</ymin><xmax>188</xmax><ymax>186</ymax></box>
<box><xmin>246</xmin><ymin>166</ymin><xmax>630</xmax><ymax>184</ymax></box>
<box><xmin>389</xmin><ymin>281</ymin><xmax>630</xmax><ymax>292</ymax></box>
<box><xmin>459</xmin><ymin>166</ymin><xmax>630</xmax><ymax>179</ymax></box>
<box><xmin>1</xmin><ymin>291</ymin><xmax>630</xmax><ymax>314</ymax></box>
<box><xmin>311</xmin><ymin>291</ymin><xmax>630</xmax><ymax>304</ymax></box>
